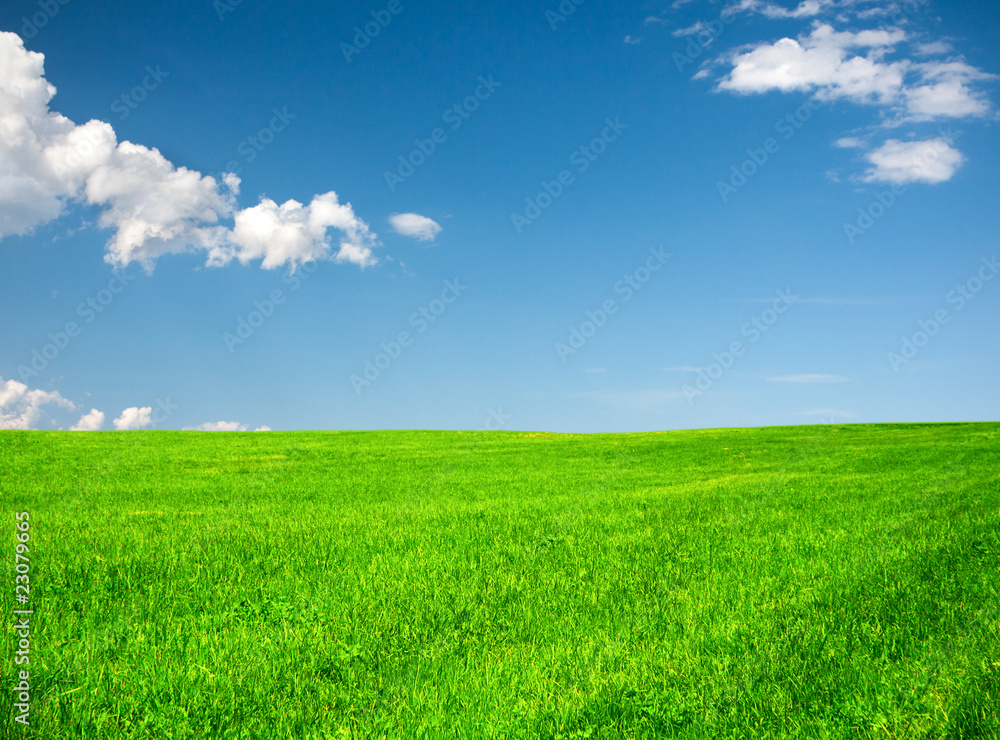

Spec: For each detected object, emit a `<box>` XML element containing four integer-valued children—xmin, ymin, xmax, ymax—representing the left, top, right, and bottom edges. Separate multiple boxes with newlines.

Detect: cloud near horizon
<box><xmin>0</xmin><ymin>32</ymin><xmax>378</xmax><ymax>272</ymax></box>
<box><xmin>0</xmin><ymin>376</ymin><xmax>75</xmax><ymax>429</ymax></box>
<box><xmin>70</xmin><ymin>408</ymin><xmax>106</xmax><ymax>431</ymax></box>
<box><xmin>182</xmin><ymin>421</ymin><xmax>272</xmax><ymax>431</ymax></box>
<box><xmin>114</xmin><ymin>406</ymin><xmax>153</xmax><ymax>430</ymax></box>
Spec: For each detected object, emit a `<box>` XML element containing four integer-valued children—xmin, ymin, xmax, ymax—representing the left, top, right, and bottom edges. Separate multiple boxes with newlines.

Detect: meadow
<box><xmin>1</xmin><ymin>423</ymin><xmax>998</xmax><ymax>739</ymax></box>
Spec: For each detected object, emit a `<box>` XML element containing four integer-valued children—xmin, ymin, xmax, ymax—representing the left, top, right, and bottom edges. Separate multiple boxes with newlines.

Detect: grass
<box><xmin>1</xmin><ymin>422</ymin><xmax>998</xmax><ymax>739</ymax></box>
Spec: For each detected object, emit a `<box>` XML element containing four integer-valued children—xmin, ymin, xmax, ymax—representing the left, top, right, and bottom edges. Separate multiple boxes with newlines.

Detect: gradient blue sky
<box><xmin>0</xmin><ymin>0</ymin><xmax>997</xmax><ymax>432</ymax></box>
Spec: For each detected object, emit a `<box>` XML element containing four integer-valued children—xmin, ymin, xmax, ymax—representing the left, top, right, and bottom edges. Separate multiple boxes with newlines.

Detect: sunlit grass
<box><xmin>1</xmin><ymin>423</ymin><xmax>998</xmax><ymax>738</ymax></box>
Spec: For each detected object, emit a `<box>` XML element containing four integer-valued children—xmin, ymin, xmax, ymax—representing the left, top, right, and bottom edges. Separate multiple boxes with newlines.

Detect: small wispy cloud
<box><xmin>389</xmin><ymin>213</ymin><xmax>442</xmax><ymax>242</ymax></box>
<box><xmin>672</xmin><ymin>21</ymin><xmax>708</xmax><ymax>37</ymax></box>
<box><xmin>663</xmin><ymin>365</ymin><xmax>702</xmax><ymax>372</ymax></box>
<box><xmin>182</xmin><ymin>421</ymin><xmax>272</xmax><ymax>431</ymax></box>
<box><xmin>768</xmin><ymin>374</ymin><xmax>848</xmax><ymax>383</ymax></box>
<box><xmin>915</xmin><ymin>40</ymin><xmax>952</xmax><ymax>56</ymax></box>
<box><xmin>795</xmin><ymin>296</ymin><xmax>898</xmax><ymax>306</ymax></box>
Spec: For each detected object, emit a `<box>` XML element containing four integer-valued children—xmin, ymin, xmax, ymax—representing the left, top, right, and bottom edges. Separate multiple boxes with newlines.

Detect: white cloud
<box><xmin>389</xmin><ymin>213</ymin><xmax>442</xmax><ymax>242</ymax></box>
<box><xmin>673</xmin><ymin>21</ymin><xmax>708</xmax><ymax>37</ymax></box>
<box><xmin>113</xmin><ymin>406</ymin><xmax>153</xmax><ymax>430</ymax></box>
<box><xmin>761</xmin><ymin>0</ymin><xmax>824</xmax><ymax>19</ymax></box>
<box><xmin>0</xmin><ymin>376</ymin><xmax>75</xmax><ymax>429</ymax></box>
<box><xmin>70</xmin><ymin>408</ymin><xmax>105</xmax><ymax>431</ymax></box>
<box><xmin>710</xmin><ymin>19</ymin><xmax>993</xmax><ymax>181</ymax></box>
<box><xmin>725</xmin><ymin>0</ymin><xmax>826</xmax><ymax>19</ymax></box>
<box><xmin>718</xmin><ymin>24</ymin><xmax>909</xmax><ymax>104</ymax></box>
<box><xmin>716</xmin><ymin>24</ymin><xmax>992</xmax><ymax>122</ymax></box>
<box><xmin>212</xmin><ymin>192</ymin><xmax>376</xmax><ymax>270</ymax></box>
<box><xmin>862</xmin><ymin>138</ymin><xmax>964</xmax><ymax>184</ymax></box>
<box><xmin>624</xmin><ymin>35</ymin><xmax>642</xmax><ymax>44</ymax></box>
<box><xmin>768</xmin><ymin>373</ymin><xmax>848</xmax><ymax>383</ymax></box>
<box><xmin>0</xmin><ymin>32</ymin><xmax>377</xmax><ymax>272</ymax></box>
<box><xmin>182</xmin><ymin>421</ymin><xmax>274</xmax><ymax>431</ymax></box>
<box><xmin>904</xmin><ymin>60</ymin><xmax>992</xmax><ymax>119</ymax></box>
<box><xmin>183</xmin><ymin>421</ymin><xmax>247</xmax><ymax>431</ymax></box>
<box><xmin>915</xmin><ymin>40</ymin><xmax>952</xmax><ymax>56</ymax></box>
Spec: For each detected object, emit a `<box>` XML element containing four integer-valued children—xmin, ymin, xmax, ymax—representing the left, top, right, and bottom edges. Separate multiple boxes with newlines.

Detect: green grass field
<box><xmin>2</xmin><ymin>423</ymin><xmax>998</xmax><ymax>739</ymax></box>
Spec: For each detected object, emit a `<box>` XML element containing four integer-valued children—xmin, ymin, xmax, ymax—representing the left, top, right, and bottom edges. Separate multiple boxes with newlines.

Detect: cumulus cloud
<box><xmin>862</xmin><ymin>138</ymin><xmax>964</xmax><ymax>184</ymax></box>
<box><xmin>718</xmin><ymin>25</ymin><xmax>909</xmax><ymax>103</ymax></box>
<box><xmin>0</xmin><ymin>32</ymin><xmax>377</xmax><ymax>271</ymax></box>
<box><xmin>113</xmin><ymin>406</ymin><xmax>153</xmax><ymax>430</ymax></box>
<box><xmin>904</xmin><ymin>60</ymin><xmax>993</xmax><ymax>119</ymax></box>
<box><xmin>214</xmin><ymin>192</ymin><xmax>376</xmax><ymax>269</ymax></box>
<box><xmin>0</xmin><ymin>376</ymin><xmax>75</xmax><ymax>429</ymax></box>
<box><xmin>706</xmin><ymin>15</ymin><xmax>994</xmax><ymax>183</ymax></box>
<box><xmin>717</xmin><ymin>24</ymin><xmax>992</xmax><ymax>122</ymax></box>
<box><xmin>70</xmin><ymin>408</ymin><xmax>105</xmax><ymax>431</ymax></box>
<box><xmin>767</xmin><ymin>374</ymin><xmax>848</xmax><ymax>383</ymax></box>
<box><xmin>389</xmin><ymin>213</ymin><xmax>442</xmax><ymax>242</ymax></box>
<box><xmin>254</xmin><ymin>425</ymin><xmax>273</xmax><ymax>431</ymax></box>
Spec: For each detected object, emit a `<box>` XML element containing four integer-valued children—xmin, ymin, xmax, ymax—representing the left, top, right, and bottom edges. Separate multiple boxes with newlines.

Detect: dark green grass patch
<box><xmin>1</xmin><ymin>423</ymin><xmax>998</xmax><ymax>738</ymax></box>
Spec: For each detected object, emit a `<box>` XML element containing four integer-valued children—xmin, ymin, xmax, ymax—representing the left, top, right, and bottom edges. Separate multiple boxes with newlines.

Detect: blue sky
<box><xmin>0</xmin><ymin>0</ymin><xmax>997</xmax><ymax>432</ymax></box>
